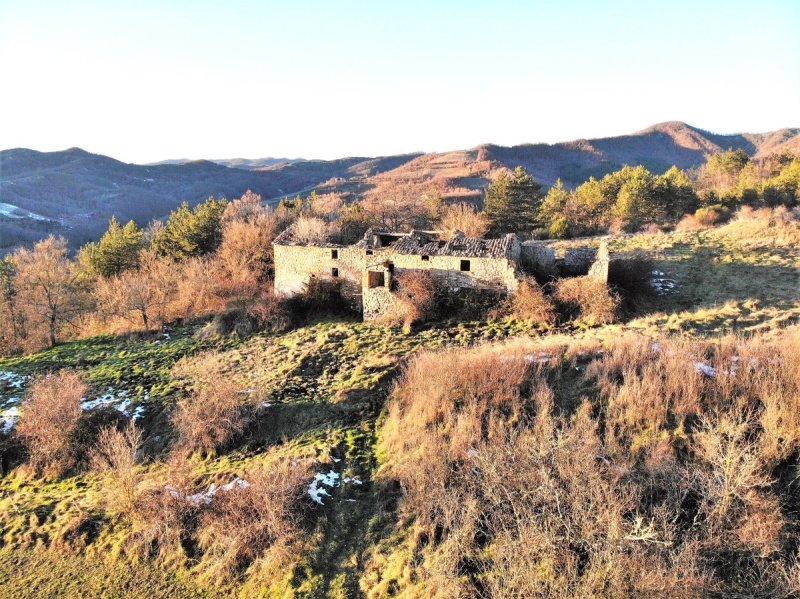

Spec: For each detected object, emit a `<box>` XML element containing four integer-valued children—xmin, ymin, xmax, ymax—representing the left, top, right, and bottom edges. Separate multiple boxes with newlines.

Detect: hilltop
<box><xmin>1</xmin><ymin>122</ymin><xmax>798</xmax><ymax>251</ymax></box>
<box><xmin>1</xmin><ymin>211</ymin><xmax>799</xmax><ymax>597</ymax></box>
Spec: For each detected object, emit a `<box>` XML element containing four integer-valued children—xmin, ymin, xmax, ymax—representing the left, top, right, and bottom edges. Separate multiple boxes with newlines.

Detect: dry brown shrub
<box><xmin>16</xmin><ymin>371</ymin><xmax>86</xmax><ymax>477</ymax></box>
<box><xmin>392</xmin><ymin>270</ymin><xmax>441</xmax><ymax>329</ymax></box>
<box><xmin>376</xmin><ymin>327</ymin><xmax>800</xmax><ymax>597</ymax></box>
<box><xmin>381</xmin><ymin>344</ymin><xmax>708</xmax><ymax>597</ymax></box>
<box><xmin>692</xmin><ymin>411</ymin><xmax>783</xmax><ymax>557</ymax></box>
<box><xmin>171</xmin><ymin>376</ymin><xmax>248</xmax><ymax>455</ymax></box>
<box><xmin>439</xmin><ymin>202</ymin><xmax>488</xmax><ymax>238</ymax></box>
<box><xmin>90</xmin><ymin>422</ymin><xmax>143</xmax><ymax>518</ymax></box>
<box><xmin>554</xmin><ymin>276</ymin><xmax>619</xmax><ymax>324</ymax></box>
<box><xmin>510</xmin><ymin>277</ymin><xmax>556</xmax><ymax>324</ymax></box>
<box><xmin>675</xmin><ymin>213</ymin><xmax>705</xmax><ymax>231</ymax></box>
<box><xmin>127</xmin><ymin>482</ymin><xmax>200</xmax><ymax>564</ymax></box>
<box><xmin>292</xmin><ymin>216</ymin><xmax>334</xmax><ymax>244</ymax></box>
<box><xmin>195</xmin><ymin>459</ymin><xmax>313</xmax><ymax>581</ymax></box>
<box><xmin>694</xmin><ymin>206</ymin><xmax>724</xmax><ymax>226</ymax></box>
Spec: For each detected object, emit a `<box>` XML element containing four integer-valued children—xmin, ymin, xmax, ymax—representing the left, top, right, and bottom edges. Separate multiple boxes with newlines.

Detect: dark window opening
<box><xmin>421</xmin><ymin>255</ymin><xmax>430</xmax><ymax>262</ymax></box>
<box><xmin>331</xmin><ymin>249</ymin><xmax>338</xmax><ymax>259</ymax></box>
<box><xmin>366</xmin><ymin>249</ymin><xmax>373</xmax><ymax>256</ymax></box>
<box><xmin>368</xmin><ymin>271</ymin><xmax>385</xmax><ymax>288</ymax></box>
<box><xmin>460</xmin><ymin>259</ymin><xmax>471</xmax><ymax>272</ymax></box>
<box><xmin>387</xmin><ymin>262</ymin><xmax>394</xmax><ymax>274</ymax></box>
<box><xmin>331</xmin><ymin>267</ymin><xmax>339</xmax><ymax>278</ymax></box>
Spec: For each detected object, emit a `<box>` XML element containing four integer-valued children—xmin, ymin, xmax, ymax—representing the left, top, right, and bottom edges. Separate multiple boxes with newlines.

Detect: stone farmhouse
<box><xmin>274</xmin><ymin>227</ymin><xmax>520</xmax><ymax>319</ymax></box>
<box><xmin>273</xmin><ymin>225</ymin><xmax>610</xmax><ymax>320</ymax></box>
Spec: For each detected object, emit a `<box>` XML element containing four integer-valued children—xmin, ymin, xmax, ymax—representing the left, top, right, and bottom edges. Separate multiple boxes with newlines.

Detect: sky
<box><xmin>1</xmin><ymin>0</ymin><xmax>798</xmax><ymax>163</ymax></box>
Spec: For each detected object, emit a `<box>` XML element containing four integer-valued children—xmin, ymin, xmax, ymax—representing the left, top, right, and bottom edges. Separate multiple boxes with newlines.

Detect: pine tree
<box><xmin>484</xmin><ymin>166</ymin><xmax>543</xmax><ymax>235</ymax></box>
<box><xmin>151</xmin><ymin>197</ymin><xmax>227</xmax><ymax>260</ymax></box>
<box><xmin>79</xmin><ymin>216</ymin><xmax>144</xmax><ymax>278</ymax></box>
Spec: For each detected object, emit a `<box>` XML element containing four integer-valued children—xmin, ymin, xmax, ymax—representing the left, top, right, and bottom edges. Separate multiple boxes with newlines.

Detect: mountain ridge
<box><xmin>2</xmin><ymin>122</ymin><xmax>798</xmax><ymax>251</ymax></box>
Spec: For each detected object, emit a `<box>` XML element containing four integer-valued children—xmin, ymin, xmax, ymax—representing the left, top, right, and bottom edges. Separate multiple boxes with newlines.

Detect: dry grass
<box><xmin>554</xmin><ymin>276</ymin><xmax>620</xmax><ymax>324</ymax></box>
<box><xmin>376</xmin><ymin>326</ymin><xmax>800</xmax><ymax>597</ymax></box>
<box><xmin>15</xmin><ymin>371</ymin><xmax>86</xmax><ymax>477</ymax></box>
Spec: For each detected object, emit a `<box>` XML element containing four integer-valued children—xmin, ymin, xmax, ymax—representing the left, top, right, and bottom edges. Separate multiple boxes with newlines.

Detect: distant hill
<box><xmin>149</xmin><ymin>157</ymin><xmax>302</xmax><ymax>169</ymax></box>
<box><xmin>1</xmin><ymin>122</ymin><xmax>798</xmax><ymax>251</ymax></box>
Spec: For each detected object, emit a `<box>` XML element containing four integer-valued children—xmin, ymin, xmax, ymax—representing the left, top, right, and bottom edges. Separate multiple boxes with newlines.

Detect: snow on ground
<box><xmin>169</xmin><ymin>478</ymin><xmax>251</xmax><ymax>506</ymax></box>
<box><xmin>0</xmin><ymin>202</ymin><xmax>51</xmax><ymax>221</ymax></box>
<box><xmin>693</xmin><ymin>362</ymin><xmax>718</xmax><ymax>377</ymax></box>
<box><xmin>651</xmin><ymin>277</ymin><xmax>678</xmax><ymax>295</ymax></box>
<box><xmin>0</xmin><ymin>370</ymin><xmax>28</xmax><ymax>390</ymax></box>
<box><xmin>309</xmin><ymin>471</ymin><xmax>340</xmax><ymax>505</ymax></box>
<box><xmin>1</xmin><ymin>406</ymin><xmax>19</xmax><ymax>434</ymax></box>
<box><xmin>81</xmin><ymin>387</ymin><xmax>147</xmax><ymax>420</ymax></box>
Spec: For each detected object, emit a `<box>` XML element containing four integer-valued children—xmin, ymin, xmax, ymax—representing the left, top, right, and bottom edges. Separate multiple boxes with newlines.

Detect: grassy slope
<box><xmin>0</xmin><ymin>218</ymin><xmax>798</xmax><ymax>598</ymax></box>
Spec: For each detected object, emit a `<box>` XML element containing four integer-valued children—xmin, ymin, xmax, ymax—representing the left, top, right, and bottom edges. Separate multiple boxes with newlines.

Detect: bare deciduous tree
<box><xmin>12</xmin><ymin>236</ymin><xmax>85</xmax><ymax>346</ymax></box>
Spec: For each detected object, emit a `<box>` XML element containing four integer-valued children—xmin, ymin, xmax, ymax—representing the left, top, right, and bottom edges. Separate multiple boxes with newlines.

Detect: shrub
<box><xmin>15</xmin><ymin>371</ymin><xmax>86</xmax><ymax>477</ymax></box>
<box><xmin>172</xmin><ymin>378</ymin><xmax>248</xmax><ymax>455</ymax></box>
<box><xmin>380</xmin><ymin>344</ymin><xmax>706</xmax><ymax>597</ymax></box>
<box><xmin>90</xmin><ymin>422</ymin><xmax>143</xmax><ymax>518</ymax></box>
<box><xmin>695</xmin><ymin>205</ymin><xmax>727</xmax><ymax>226</ymax></box>
<box><xmin>195</xmin><ymin>459</ymin><xmax>313</xmax><ymax>580</ymax></box>
<box><xmin>393</xmin><ymin>270</ymin><xmax>441</xmax><ymax>329</ymax></box>
<box><xmin>376</xmin><ymin>328</ymin><xmax>800</xmax><ymax>597</ymax></box>
<box><xmin>292</xmin><ymin>277</ymin><xmax>353</xmax><ymax>316</ymax></box>
<box><xmin>200</xmin><ymin>292</ymin><xmax>293</xmax><ymax>338</ymax></box>
<box><xmin>292</xmin><ymin>216</ymin><xmax>334</xmax><ymax>244</ymax></box>
<box><xmin>127</xmin><ymin>479</ymin><xmax>200</xmax><ymax>564</ymax></box>
<box><xmin>439</xmin><ymin>203</ymin><xmax>488</xmax><ymax>238</ymax></box>
<box><xmin>554</xmin><ymin>276</ymin><xmax>619</xmax><ymax>324</ymax></box>
<box><xmin>509</xmin><ymin>277</ymin><xmax>556</xmax><ymax>324</ymax></box>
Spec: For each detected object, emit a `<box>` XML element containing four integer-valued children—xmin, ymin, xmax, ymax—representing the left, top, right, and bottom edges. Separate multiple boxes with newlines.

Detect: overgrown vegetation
<box><xmin>375</xmin><ymin>328</ymin><xmax>800</xmax><ymax>597</ymax></box>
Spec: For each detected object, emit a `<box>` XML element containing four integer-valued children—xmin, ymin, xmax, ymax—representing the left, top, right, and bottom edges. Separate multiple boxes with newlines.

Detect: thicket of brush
<box><xmin>379</xmin><ymin>327</ymin><xmax>800</xmax><ymax>597</ymax></box>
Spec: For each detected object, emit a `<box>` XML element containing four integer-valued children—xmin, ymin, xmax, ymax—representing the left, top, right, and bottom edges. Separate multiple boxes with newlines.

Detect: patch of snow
<box><xmin>170</xmin><ymin>478</ymin><xmax>251</xmax><ymax>506</ymax></box>
<box><xmin>343</xmin><ymin>477</ymin><xmax>363</xmax><ymax>485</ymax></box>
<box><xmin>261</xmin><ymin>401</ymin><xmax>272</xmax><ymax>408</ymax></box>
<box><xmin>651</xmin><ymin>270</ymin><xmax>665</xmax><ymax>277</ymax></box>
<box><xmin>308</xmin><ymin>471</ymin><xmax>340</xmax><ymax>505</ymax></box>
<box><xmin>0</xmin><ymin>371</ymin><xmax>28</xmax><ymax>390</ymax></box>
<box><xmin>524</xmin><ymin>352</ymin><xmax>551</xmax><ymax>365</ymax></box>
<box><xmin>81</xmin><ymin>388</ymin><xmax>145</xmax><ymax>420</ymax></box>
<box><xmin>0</xmin><ymin>202</ymin><xmax>50</xmax><ymax>221</ymax></box>
<box><xmin>693</xmin><ymin>362</ymin><xmax>717</xmax><ymax>377</ymax></box>
<box><xmin>1</xmin><ymin>406</ymin><xmax>20</xmax><ymax>434</ymax></box>
<box><xmin>651</xmin><ymin>278</ymin><xmax>678</xmax><ymax>295</ymax></box>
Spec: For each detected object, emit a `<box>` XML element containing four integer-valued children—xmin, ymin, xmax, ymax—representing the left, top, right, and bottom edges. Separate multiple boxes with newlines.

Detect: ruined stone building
<box><xmin>274</xmin><ymin>227</ymin><xmax>522</xmax><ymax>319</ymax></box>
<box><xmin>273</xmin><ymin>224</ymin><xmax>611</xmax><ymax>320</ymax></box>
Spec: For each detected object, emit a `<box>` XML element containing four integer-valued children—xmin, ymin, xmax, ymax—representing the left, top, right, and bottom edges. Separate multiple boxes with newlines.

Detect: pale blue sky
<box><xmin>1</xmin><ymin>0</ymin><xmax>798</xmax><ymax>163</ymax></box>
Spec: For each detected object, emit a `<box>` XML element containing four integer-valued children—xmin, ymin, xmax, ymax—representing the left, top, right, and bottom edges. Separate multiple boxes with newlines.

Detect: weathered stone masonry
<box><xmin>274</xmin><ymin>227</ymin><xmax>522</xmax><ymax>320</ymax></box>
<box><xmin>273</xmin><ymin>225</ymin><xmax>612</xmax><ymax>320</ymax></box>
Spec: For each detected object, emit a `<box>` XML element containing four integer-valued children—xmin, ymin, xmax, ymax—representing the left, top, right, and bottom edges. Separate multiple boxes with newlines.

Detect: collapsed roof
<box><xmin>274</xmin><ymin>223</ymin><xmax>518</xmax><ymax>259</ymax></box>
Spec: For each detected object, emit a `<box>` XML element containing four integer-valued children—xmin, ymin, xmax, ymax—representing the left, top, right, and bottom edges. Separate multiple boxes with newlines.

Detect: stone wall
<box><xmin>520</xmin><ymin>241</ymin><xmax>556</xmax><ymax>277</ymax></box>
<box><xmin>273</xmin><ymin>244</ymin><xmax>367</xmax><ymax>306</ymax></box>
<box><xmin>274</xmin><ymin>239</ymin><xmax>520</xmax><ymax>320</ymax></box>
